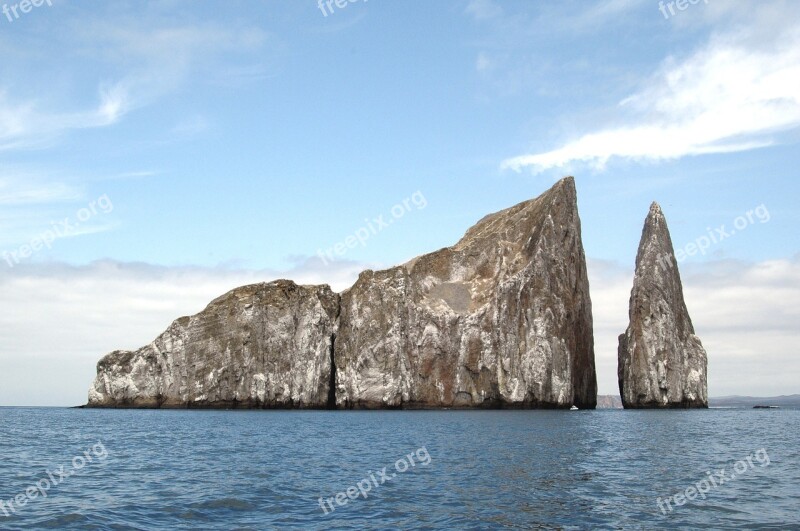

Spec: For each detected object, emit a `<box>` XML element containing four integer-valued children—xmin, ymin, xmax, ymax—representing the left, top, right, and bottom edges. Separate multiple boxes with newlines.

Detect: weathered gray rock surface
<box><xmin>617</xmin><ymin>203</ymin><xmax>708</xmax><ymax>409</ymax></box>
<box><xmin>88</xmin><ymin>281</ymin><xmax>339</xmax><ymax>408</ymax></box>
<box><xmin>335</xmin><ymin>176</ymin><xmax>596</xmax><ymax>408</ymax></box>
<box><xmin>87</xmin><ymin>177</ymin><xmax>597</xmax><ymax>409</ymax></box>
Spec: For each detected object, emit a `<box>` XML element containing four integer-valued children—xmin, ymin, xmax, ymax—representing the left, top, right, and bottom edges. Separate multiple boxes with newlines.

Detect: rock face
<box><xmin>596</xmin><ymin>395</ymin><xmax>623</xmax><ymax>409</ymax></box>
<box><xmin>87</xmin><ymin>177</ymin><xmax>597</xmax><ymax>409</ymax></box>
<box><xmin>617</xmin><ymin>203</ymin><xmax>708</xmax><ymax>409</ymax></box>
<box><xmin>88</xmin><ymin>281</ymin><xmax>339</xmax><ymax>408</ymax></box>
<box><xmin>335</xmin><ymin>176</ymin><xmax>596</xmax><ymax>409</ymax></box>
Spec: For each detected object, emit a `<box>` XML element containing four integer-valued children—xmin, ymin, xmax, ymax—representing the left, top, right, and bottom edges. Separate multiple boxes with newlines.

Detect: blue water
<box><xmin>0</xmin><ymin>408</ymin><xmax>797</xmax><ymax>529</ymax></box>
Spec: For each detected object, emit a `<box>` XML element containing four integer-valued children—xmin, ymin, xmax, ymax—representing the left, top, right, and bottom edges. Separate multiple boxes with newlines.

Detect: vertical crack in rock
<box><xmin>327</xmin><ymin>333</ymin><xmax>337</xmax><ymax>410</ymax></box>
<box><xmin>87</xmin><ymin>177</ymin><xmax>597</xmax><ymax>409</ymax></box>
<box><xmin>618</xmin><ymin>202</ymin><xmax>708</xmax><ymax>409</ymax></box>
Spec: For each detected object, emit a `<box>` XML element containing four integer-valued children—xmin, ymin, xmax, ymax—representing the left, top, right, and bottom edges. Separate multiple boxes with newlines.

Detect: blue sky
<box><xmin>1</xmin><ymin>0</ymin><xmax>798</xmax><ymax>405</ymax></box>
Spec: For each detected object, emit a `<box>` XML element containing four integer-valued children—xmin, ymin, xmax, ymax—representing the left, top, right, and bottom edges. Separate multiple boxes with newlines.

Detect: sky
<box><xmin>0</xmin><ymin>0</ymin><xmax>798</xmax><ymax>406</ymax></box>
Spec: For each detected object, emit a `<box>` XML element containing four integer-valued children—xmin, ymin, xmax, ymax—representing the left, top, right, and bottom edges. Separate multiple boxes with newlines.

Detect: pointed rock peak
<box><xmin>618</xmin><ymin>202</ymin><xmax>708</xmax><ymax>409</ymax></box>
<box><xmin>514</xmin><ymin>176</ymin><xmax>577</xmax><ymax>218</ymax></box>
<box><xmin>560</xmin><ymin>175</ymin><xmax>575</xmax><ymax>186</ymax></box>
<box><xmin>636</xmin><ymin>201</ymin><xmax>678</xmax><ymax>273</ymax></box>
<box><xmin>648</xmin><ymin>201</ymin><xmax>662</xmax><ymax>215</ymax></box>
<box><xmin>454</xmin><ymin>175</ymin><xmax>582</xmax><ymax>253</ymax></box>
<box><xmin>552</xmin><ymin>175</ymin><xmax>575</xmax><ymax>189</ymax></box>
<box><xmin>545</xmin><ymin>175</ymin><xmax>576</xmax><ymax>201</ymax></box>
<box><xmin>643</xmin><ymin>202</ymin><xmax>669</xmax><ymax>234</ymax></box>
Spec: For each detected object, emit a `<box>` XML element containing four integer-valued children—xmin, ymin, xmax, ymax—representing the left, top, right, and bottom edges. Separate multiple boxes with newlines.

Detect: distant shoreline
<box><xmin>598</xmin><ymin>394</ymin><xmax>800</xmax><ymax>409</ymax></box>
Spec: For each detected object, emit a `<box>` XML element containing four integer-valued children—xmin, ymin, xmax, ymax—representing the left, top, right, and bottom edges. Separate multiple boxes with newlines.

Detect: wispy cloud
<box><xmin>502</xmin><ymin>22</ymin><xmax>800</xmax><ymax>173</ymax></box>
<box><xmin>102</xmin><ymin>170</ymin><xmax>159</xmax><ymax>181</ymax></box>
<box><xmin>57</xmin><ymin>222</ymin><xmax>119</xmax><ymax>240</ymax></box>
<box><xmin>0</xmin><ymin>11</ymin><xmax>272</xmax><ymax>248</ymax></box>
<box><xmin>171</xmin><ymin>115</ymin><xmax>209</xmax><ymax>137</ymax></box>
<box><xmin>0</xmin><ymin>178</ymin><xmax>82</xmax><ymax>206</ymax></box>
<box><xmin>466</xmin><ymin>0</ymin><xmax>643</xmax><ymax>26</ymax></box>
<box><xmin>96</xmin><ymin>82</ymin><xmax>131</xmax><ymax>124</ymax></box>
<box><xmin>0</xmin><ymin>83</ymin><xmax>131</xmax><ymax>151</ymax></box>
<box><xmin>465</xmin><ymin>0</ymin><xmax>648</xmax><ymax>98</ymax></box>
<box><xmin>0</xmin><ymin>13</ymin><xmax>270</xmax><ymax>153</ymax></box>
<box><xmin>71</xmin><ymin>22</ymin><xmax>271</xmax><ymax>103</ymax></box>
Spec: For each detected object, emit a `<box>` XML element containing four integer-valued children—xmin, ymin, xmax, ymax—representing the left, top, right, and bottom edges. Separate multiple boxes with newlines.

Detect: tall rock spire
<box><xmin>618</xmin><ymin>202</ymin><xmax>708</xmax><ymax>408</ymax></box>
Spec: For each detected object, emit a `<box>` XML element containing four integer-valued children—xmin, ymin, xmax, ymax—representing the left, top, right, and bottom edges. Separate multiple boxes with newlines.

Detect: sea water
<box><xmin>0</xmin><ymin>407</ymin><xmax>797</xmax><ymax>529</ymax></box>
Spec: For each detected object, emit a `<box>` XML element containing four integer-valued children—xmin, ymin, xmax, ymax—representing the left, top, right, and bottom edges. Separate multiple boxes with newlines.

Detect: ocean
<box><xmin>0</xmin><ymin>407</ymin><xmax>797</xmax><ymax>529</ymax></box>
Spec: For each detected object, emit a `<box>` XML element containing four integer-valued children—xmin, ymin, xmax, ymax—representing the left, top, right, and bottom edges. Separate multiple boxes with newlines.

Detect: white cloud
<box><xmin>0</xmin><ymin>13</ymin><xmax>273</xmax><ymax>248</ymax></box>
<box><xmin>96</xmin><ymin>82</ymin><xmax>131</xmax><ymax>124</ymax></box>
<box><xmin>560</xmin><ymin>0</ymin><xmax>646</xmax><ymax>32</ymax></box>
<box><xmin>0</xmin><ymin>15</ymin><xmax>270</xmax><ymax>152</ymax></box>
<box><xmin>103</xmin><ymin>170</ymin><xmax>159</xmax><ymax>181</ymax></box>
<box><xmin>0</xmin><ymin>178</ymin><xmax>82</xmax><ymax>206</ymax></box>
<box><xmin>502</xmin><ymin>21</ymin><xmax>800</xmax><ymax>173</ymax></box>
<box><xmin>0</xmin><ymin>84</ymin><xmax>131</xmax><ymax>151</ymax></box>
<box><xmin>463</xmin><ymin>1</ymin><xmax>650</xmax><ymax>100</ymax></box>
<box><xmin>72</xmin><ymin>22</ymin><xmax>271</xmax><ymax>103</ymax></box>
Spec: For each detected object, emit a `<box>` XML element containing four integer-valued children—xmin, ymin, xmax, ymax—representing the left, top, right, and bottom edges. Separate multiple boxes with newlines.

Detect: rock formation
<box><xmin>87</xmin><ymin>176</ymin><xmax>597</xmax><ymax>409</ymax></box>
<box><xmin>88</xmin><ymin>281</ymin><xmax>340</xmax><ymax>408</ymax></box>
<box><xmin>335</xmin><ymin>176</ymin><xmax>596</xmax><ymax>409</ymax></box>
<box><xmin>617</xmin><ymin>203</ymin><xmax>708</xmax><ymax>409</ymax></box>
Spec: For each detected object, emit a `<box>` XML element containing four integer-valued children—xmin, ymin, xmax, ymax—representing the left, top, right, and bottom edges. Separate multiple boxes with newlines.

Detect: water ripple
<box><xmin>0</xmin><ymin>408</ymin><xmax>797</xmax><ymax>529</ymax></box>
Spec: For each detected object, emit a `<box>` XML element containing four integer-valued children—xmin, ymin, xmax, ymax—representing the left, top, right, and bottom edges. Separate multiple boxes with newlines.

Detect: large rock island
<box><xmin>87</xmin><ymin>176</ymin><xmax>597</xmax><ymax>409</ymax></box>
<box><xmin>617</xmin><ymin>203</ymin><xmax>708</xmax><ymax>408</ymax></box>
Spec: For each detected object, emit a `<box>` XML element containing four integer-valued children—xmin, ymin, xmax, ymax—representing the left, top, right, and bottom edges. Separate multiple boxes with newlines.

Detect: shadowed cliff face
<box><xmin>336</xmin><ymin>176</ymin><xmax>596</xmax><ymax>409</ymax></box>
<box><xmin>87</xmin><ymin>177</ymin><xmax>597</xmax><ymax>409</ymax></box>
<box><xmin>618</xmin><ymin>203</ymin><xmax>708</xmax><ymax>409</ymax></box>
